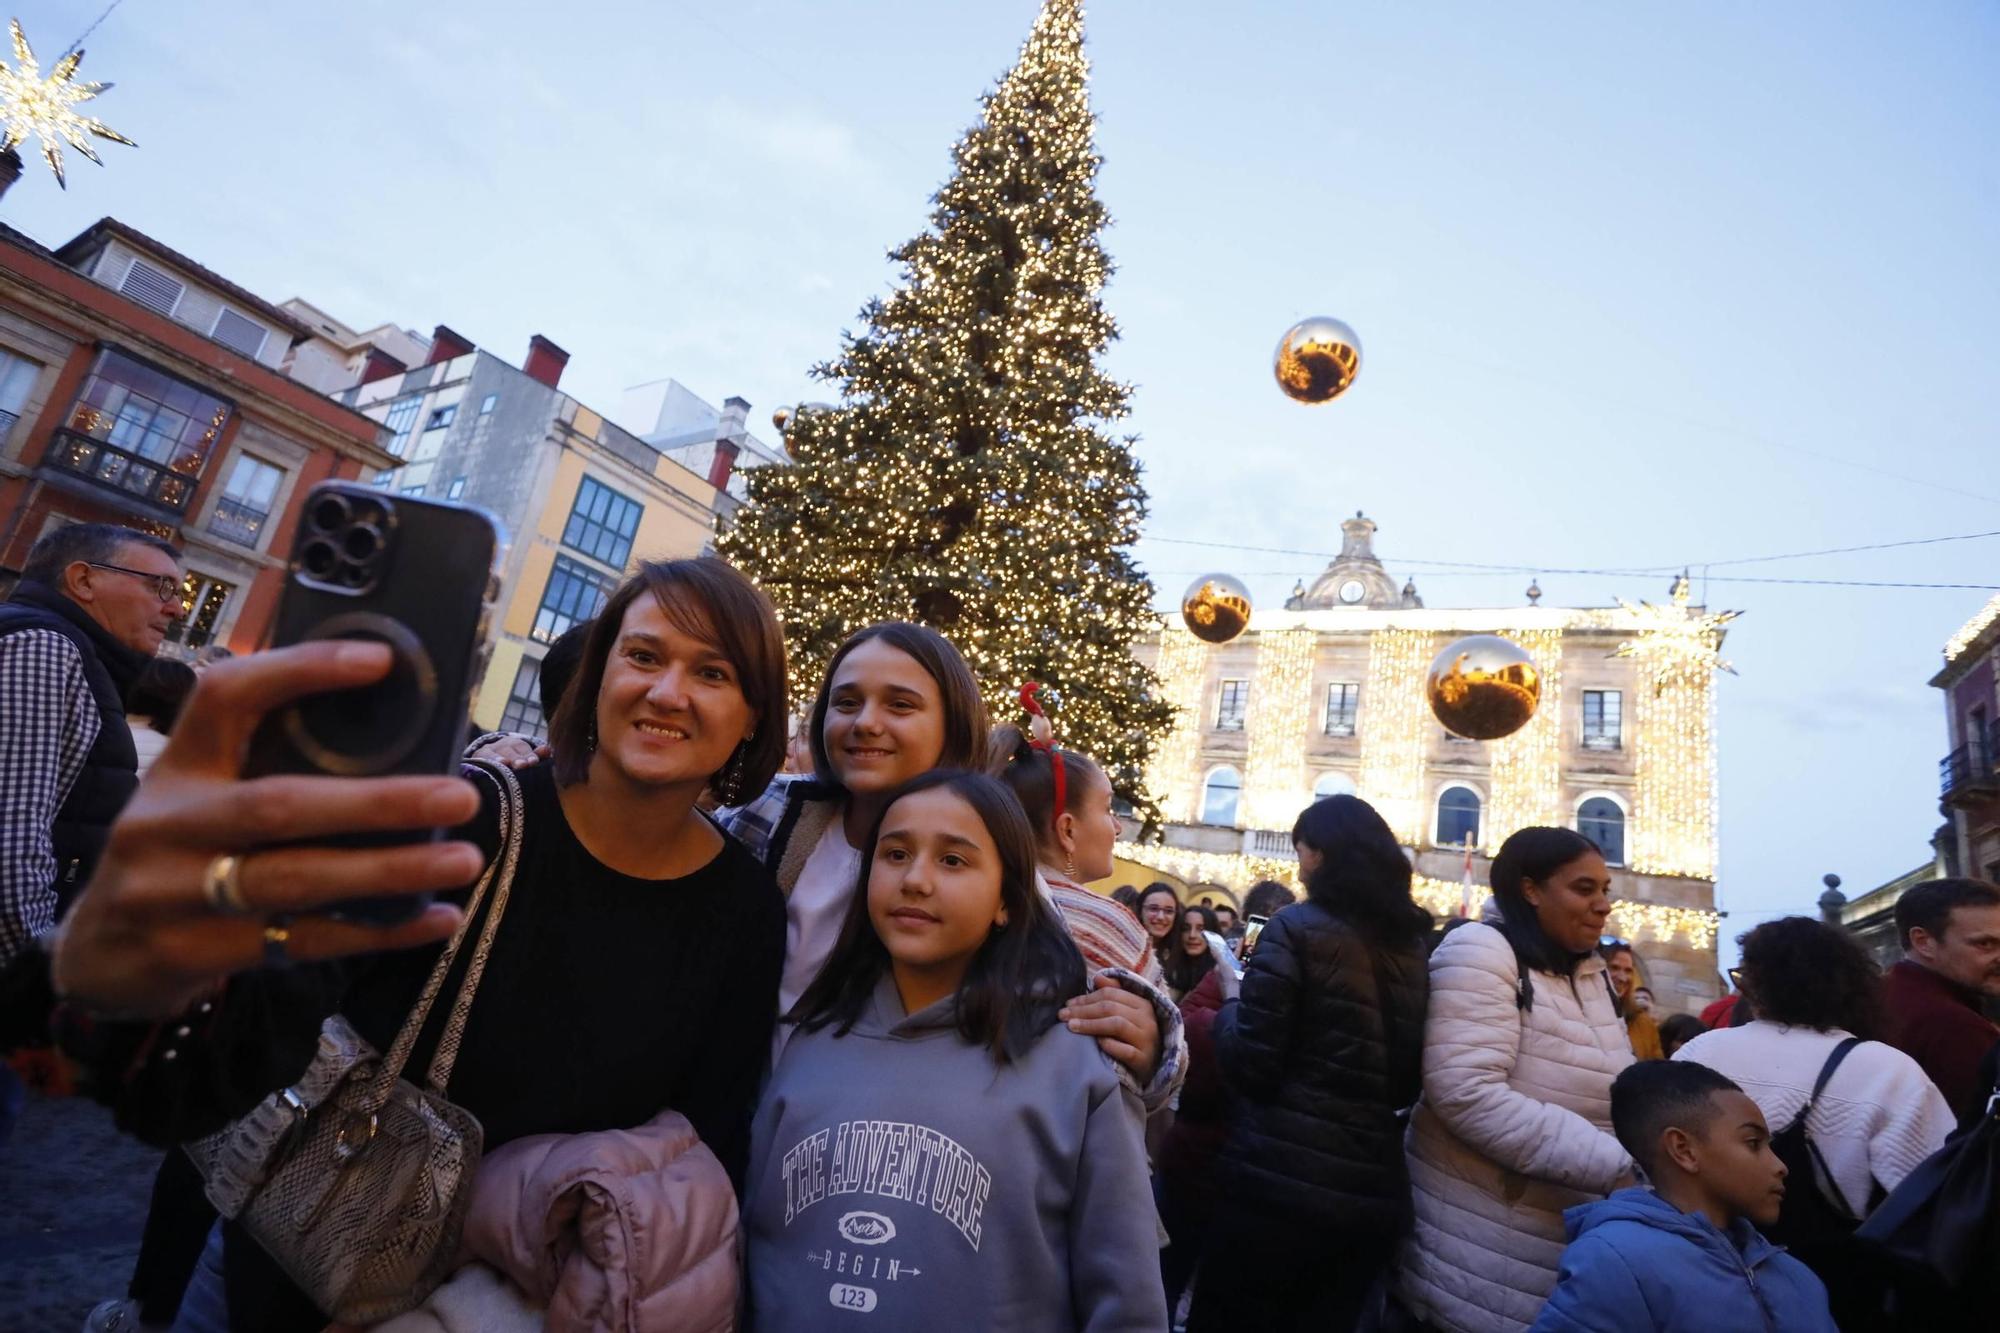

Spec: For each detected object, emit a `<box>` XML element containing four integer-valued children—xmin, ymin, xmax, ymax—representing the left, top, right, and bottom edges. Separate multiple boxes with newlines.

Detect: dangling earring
<box><xmin>1065</xmin><ymin>852</ymin><xmax>1077</xmax><ymax>881</ymax></box>
<box><xmin>718</xmin><ymin>738</ymin><xmax>750</xmax><ymax>805</ymax></box>
<box><xmin>586</xmin><ymin>716</ymin><xmax>597</xmax><ymax>753</ymax></box>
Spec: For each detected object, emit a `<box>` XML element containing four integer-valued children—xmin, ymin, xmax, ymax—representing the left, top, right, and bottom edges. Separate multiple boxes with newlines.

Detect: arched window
<box><xmin>1201</xmin><ymin>766</ymin><xmax>1241</xmax><ymax>826</ymax></box>
<box><xmin>1313</xmin><ymin>771</ymin><xmax>1357</xmax><ymax>799</ymax></box>
<box><xmin>1436</xmin><ymin>785</ymin><xmax>1481</xmax><ymax>848</ymax></box>
<box><xmin>1578</xmin><ymin>796</ymin><xmax>1626</xmax><ymax>866</ymax></box>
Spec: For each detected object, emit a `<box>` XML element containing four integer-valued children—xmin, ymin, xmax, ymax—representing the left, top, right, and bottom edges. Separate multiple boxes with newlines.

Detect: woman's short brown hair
<box><xmin>548</xmin><ymin>558</ymin><xmax>787</xmax><ymax>799</ymax></box>
<box><xmin>807</xmin><ymin>622</ymin><xmax>989</xmax><ymax>789</ymax></box>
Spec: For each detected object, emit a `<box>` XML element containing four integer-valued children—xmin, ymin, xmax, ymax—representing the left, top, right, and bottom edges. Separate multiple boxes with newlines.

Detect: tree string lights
<box><xmin>716</xmin><ymin>0</ymin><xmax>1174</xmax><ymax>817</ymax></box>
<box><xmin>1945</xmin><ymin>591</ymin><xmax>2000</xmax><ymax>665</ymax></box>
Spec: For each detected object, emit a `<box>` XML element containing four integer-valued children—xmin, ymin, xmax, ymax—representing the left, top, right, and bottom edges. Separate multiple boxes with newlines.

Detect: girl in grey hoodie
<box><xmin>744</xmin><ymin>771</ymin><xmax>1166</xmax><ymax>1333</ymax></box>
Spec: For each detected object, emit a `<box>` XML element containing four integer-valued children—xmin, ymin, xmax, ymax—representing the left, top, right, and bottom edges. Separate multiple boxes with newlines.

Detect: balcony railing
<box><xmin>1940</xmin><ymin>721</ymin><xmax>2000</xmax><ymax>802</ymax></box>
<box><xmin>207</xmin><ymin>494</ymin><xmax>270</xmax><ymax>547</ymax></box>
<box><xmin>45</xmin><ymin>428</ymin><xmax>200</xmax><ymax>513</ymax></box>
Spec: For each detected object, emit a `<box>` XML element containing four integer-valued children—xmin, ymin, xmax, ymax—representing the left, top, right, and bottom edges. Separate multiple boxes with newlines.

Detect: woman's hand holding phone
<box><xmin>50</xmin><ymin>642</ymin><xmax>485</xmax><ymax>1019</ymax></box>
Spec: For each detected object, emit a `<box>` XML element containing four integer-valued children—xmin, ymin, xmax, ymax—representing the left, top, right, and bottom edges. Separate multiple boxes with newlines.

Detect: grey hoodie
<box><xmin>744</xmin><ymin>976</ymin><xmax>1167</xmax><ymax>1332</ymax></box>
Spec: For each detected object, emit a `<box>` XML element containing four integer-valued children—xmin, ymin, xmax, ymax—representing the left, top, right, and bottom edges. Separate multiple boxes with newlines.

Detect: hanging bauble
<box><xmin>1181</xmin><ymin>574</ymin><xmax>1253</xmax><ymax>645</ymax></box>
<box><xmin>771</xmin><ymin>405</ymin><xmax>793</xmax><ymax>433</ymax></box>
<box><xmin>1426</xmin><ymin>634</ymin><xmax>1541</xmax><ymax>740</ymax></box>
<box><xmin>1273</xmin><ymin>316</ymin><xmax>1362</xmax><ymax>405</ymax></box>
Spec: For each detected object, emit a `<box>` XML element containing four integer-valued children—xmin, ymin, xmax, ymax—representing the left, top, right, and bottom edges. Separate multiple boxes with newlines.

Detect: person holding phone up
<box><xmin>30</xmin><ymin>557</ymin><xmax>789</xmax><ymax>1332</ymax></box>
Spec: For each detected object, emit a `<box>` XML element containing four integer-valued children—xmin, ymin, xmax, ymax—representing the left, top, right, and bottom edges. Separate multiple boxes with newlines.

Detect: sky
<box><xmin>7</xmin><ymin>0</ymin><xmax>1997</xmax><ymax>962</ymax></box>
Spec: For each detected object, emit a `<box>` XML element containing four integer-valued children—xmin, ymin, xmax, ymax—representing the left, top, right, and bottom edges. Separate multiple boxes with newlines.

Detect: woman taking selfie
<box><xmin>40</xmin><ymin>558</ymin><xmax>789</xmax><ymax>1331</ymax></box>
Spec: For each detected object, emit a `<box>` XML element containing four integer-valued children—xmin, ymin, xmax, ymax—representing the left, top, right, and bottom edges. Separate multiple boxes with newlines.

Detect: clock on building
<box><xmin>1339</xmin><ymin>579</ymin><xmax>1367</xmax><ymax>604</ymax></box>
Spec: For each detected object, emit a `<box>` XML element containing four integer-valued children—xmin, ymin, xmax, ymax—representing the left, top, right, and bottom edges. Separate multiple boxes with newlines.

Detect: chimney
<box><xmin>359</xmin><ymin>347</ymin><xmax>408</xmax><ymax>385</ymax></box>
<box><xmin>426</xmin><ymin>324</ymin><xmax>475</xmax><ymax>365</ymax></box>
<box><xmin>718</xmin><ymin>395</ymin><xmax>750</xmax><ymax>441</ymax></box>
<box><xmin>524</xmin><ymin>335</ymin><xmax>570</xmax><ymax>389</ymax></box>
<box><xmin>706</xmin><ymin>440</ymin><xmax>742</xmax><ymax>492</ymax></box>
<box><xmin>0</xmin><ymin>148</ymin><xmax>21</xmax><ymax>204</ymax></box>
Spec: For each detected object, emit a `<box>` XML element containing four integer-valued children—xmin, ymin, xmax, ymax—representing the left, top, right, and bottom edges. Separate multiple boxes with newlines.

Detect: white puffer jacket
<box><xmin>1399</xmin><ymin>922</ymin><xmax>1635</xmax><ymax>1333</ymax></box>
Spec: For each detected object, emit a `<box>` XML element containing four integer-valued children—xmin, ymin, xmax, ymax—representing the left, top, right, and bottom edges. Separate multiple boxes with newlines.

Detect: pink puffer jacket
<box><xmin>456</xmin><ymin>1109</ymin><xmax>739</xmax><ymax>1333</ymax></box>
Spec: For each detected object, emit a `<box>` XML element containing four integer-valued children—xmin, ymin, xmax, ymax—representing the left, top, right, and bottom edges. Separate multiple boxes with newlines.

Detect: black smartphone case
<box><xmin>244</xmin><ymin>481</ymin><xmax>500</xmax><ymax>923</ymax></box>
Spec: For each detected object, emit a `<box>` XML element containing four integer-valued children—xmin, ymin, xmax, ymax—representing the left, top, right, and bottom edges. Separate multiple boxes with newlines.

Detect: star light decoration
<box><xmin>0</xmin><ymin>19</ymin><xmax>134</xmax><ymax>188</ymax></box>
<box><xmin>1610</xmin><ymin>574</ymin><xmax>1741</xmax><ymax>693</ymax></box>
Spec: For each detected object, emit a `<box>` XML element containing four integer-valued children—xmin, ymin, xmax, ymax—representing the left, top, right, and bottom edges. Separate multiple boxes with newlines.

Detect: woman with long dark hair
<box><xmin>1181</xmin><ymin>795</ymin><xmax>1431</xmax><ymax>1332</ymax></box>
<box><xmin>1164</xmin><ymin>903</ymin><xmax>1220</xmax><ymax>1002</ymax></box>
<box><xmin>1398</xmin><ymin>826</ymin><xmax>1637</xmax><ymax>1333</ymax></box>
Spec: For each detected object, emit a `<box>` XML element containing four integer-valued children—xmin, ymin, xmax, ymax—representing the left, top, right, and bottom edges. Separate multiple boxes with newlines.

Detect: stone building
<box><xmin>1127</xmin><ymin>514</ymin><xmax>1726</xmax><ymax>1014</ymax></box>
<box><xmin>1935</xmin><ymin>592</ymin><xmax>2000</xmax><ymax>884</ymax></box>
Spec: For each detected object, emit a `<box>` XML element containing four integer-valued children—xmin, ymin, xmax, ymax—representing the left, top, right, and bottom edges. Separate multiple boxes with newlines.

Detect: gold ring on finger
<box><xmin>201</xmin><ymin>853</ymin><xmax>253</xmax><ymax>916</ymax></box>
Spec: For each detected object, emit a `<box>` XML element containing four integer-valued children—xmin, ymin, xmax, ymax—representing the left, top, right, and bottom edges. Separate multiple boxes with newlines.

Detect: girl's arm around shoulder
<box><xmin>1066</xmin><ymin>1068</ymin><xmax>1170</xmax><ymax>1333</ymax></box>
<box><xmin>1423</xmin><ymin>923</ymin><xmax>1631</xmax><ymax>1193</ymax></box>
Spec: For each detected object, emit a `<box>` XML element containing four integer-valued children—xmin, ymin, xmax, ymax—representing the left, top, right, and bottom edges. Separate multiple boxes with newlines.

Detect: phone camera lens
<box><xmin>337</xmin><ymin>562</ymin><xmax>371</xmax><ymax>589</ymax></box>
<box><xmin>309</xmin><ymin>495</ymin><xmax>352</xmax><ymax>533</ymax></box>
<box><xmin>301</xmin><ymin>539</ymin><xmax>339</xmax><ymax>578</ymax></box>
<box><xmin>342</xmin><ymin>523</ymin><xmax>383</xmax><ymax>563</ymax></box>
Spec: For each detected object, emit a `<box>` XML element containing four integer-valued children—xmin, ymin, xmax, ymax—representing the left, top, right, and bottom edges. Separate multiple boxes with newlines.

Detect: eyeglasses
<box><xmin>88</xmin><ymin>562</ymin><xmax>183</xmax><ymax>604</ymax></box>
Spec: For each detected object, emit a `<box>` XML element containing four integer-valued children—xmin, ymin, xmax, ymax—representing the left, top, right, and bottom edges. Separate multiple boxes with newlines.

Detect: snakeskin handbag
<box><xmin>183</xmin><ymin>760</ymin><xmax>525</xmax><ymax>1325</ymax></box>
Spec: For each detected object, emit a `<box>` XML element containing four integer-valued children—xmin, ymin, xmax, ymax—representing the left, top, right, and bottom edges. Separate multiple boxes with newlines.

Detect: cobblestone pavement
<box><xmin>1</xmin><ymin>1091</ymin><xmax>161</xmax><ymax>1333</ymax></box>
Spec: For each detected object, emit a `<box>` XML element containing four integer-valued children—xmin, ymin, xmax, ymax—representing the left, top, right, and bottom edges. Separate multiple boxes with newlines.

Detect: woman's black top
<box><xmin>162</xmin><ymin>763</ymin><xmax>783</xmax><ymax>1329</ymax></box>
<box><xmin>1210</xmin><ymin>900</ymin><xmax>1429</xmax><ymax>1231</ymax></box>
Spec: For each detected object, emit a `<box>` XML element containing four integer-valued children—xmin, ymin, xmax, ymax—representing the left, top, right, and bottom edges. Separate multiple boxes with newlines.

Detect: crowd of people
<box><xmin>0</xmin><ymin>524</ymin><xmax>1995</xmax><ymax>1332</ymax></box>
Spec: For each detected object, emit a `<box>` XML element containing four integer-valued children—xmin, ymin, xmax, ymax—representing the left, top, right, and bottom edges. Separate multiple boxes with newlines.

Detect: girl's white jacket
<box><xmin>1398</xmin><ymin>921</ymin><xmax>1636</xmax><ymax>1333</ymax></box>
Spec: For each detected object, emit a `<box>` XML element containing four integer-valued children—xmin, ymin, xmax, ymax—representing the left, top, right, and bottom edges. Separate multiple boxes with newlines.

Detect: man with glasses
<box><xmin>0</xmin><ymin>521</ymin><xmax>182</xmax><ymax>971</ymax></box>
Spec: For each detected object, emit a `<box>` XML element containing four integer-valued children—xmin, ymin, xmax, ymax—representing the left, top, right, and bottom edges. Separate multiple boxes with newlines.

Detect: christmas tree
<box><xmin>719</xmin><ymin>0</ymin><xmax>1173</xmax><ymax>819</ymax></box>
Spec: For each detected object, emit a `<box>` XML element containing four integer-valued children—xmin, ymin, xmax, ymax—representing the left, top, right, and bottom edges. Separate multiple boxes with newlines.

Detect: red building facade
<box><xmin>0</xmin><ymin>218</ymin><xmax>397</xmax><ymax>655</ymax></box>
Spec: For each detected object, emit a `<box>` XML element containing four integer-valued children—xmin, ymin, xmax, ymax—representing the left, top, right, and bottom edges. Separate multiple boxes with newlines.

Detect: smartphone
<box><xmin>243</xmin><ymin>482</ymin><xmax>500</xmax><ymax>924</ymax></box>
<box><xmin>1202</xmin><ymin>930</ymin><xmax>1243</xmax><ymax>978</ymax></box>
<box><xmin>1242</xmin><ymin>914</ymin><xmax>1270</xmax><ymax>960</ymax></box>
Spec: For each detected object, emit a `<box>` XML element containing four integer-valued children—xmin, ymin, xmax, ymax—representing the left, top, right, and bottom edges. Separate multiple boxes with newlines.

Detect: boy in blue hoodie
<box><xmin>1529</xmin><ymin>1060</ymin><xmax>1837</xmax><ymax>1333</ymax></box>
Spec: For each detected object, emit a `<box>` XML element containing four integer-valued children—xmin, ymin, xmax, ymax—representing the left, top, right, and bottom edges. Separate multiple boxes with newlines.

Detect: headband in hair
<box><xmin>1017</xmin><ymin>681</ymin><xmax>1066</xmax><ymax>832</ymax></box>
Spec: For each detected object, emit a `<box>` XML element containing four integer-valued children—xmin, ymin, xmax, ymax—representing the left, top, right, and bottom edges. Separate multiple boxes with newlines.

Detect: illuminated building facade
<box><xmin>1126</xmin><ymin>514</ymin><xmax>1726</xmax><ymax>1014</ymax></box>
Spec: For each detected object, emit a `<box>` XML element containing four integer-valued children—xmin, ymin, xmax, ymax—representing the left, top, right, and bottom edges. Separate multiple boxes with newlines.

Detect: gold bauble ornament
<box><xmin>771</xmin><ymin>405</ymin><xmax>793</xmax><ymax>433</ymax></box>
<box><xmin>1273</xmin><ymin>316</ymin><xmax>1362</xmax><ymax>405</ymax></box>
<box><xmin>1181</xmin><ymin>573</ymin><xmax>1253</xmax><ymax>645</ymax></box>
<box><xmin>1426</xmin><ymin>634</ymin><xmax>1541</xmax><ymax>740</ymax></box>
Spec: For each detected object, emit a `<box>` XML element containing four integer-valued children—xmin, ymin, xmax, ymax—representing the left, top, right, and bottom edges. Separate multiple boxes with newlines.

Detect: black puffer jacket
<box><xmin>1211</xmin><ymin>899</ymin><xmax>1429</xmax><ymax>1230</ymax></box>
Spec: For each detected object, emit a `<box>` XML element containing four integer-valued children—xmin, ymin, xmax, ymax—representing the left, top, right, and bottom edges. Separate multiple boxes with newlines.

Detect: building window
<box><xmin>532</xmin><ymin>555</ymin><xmax>616</xmax><ymax>643</ymax></box>
<box><xmin>118</xmin><ymin>258</ymin><xmax>185</xmax><ymax>316</ymax></box>
<box><xmin>1578</xmin><ymin>797</ymin><xmax>1626</xmax><ymax>866</ymax></box>
<box><xmin>52</xmin><ymin>348</ymin><xmax>231</xmax><ymax>512</ymax></box>
<box><xmin>1314</xmin><ymin>771</ymin><xmax>1356</xmax><ymax>799</ymax></box>
<box><xmin>1323</xmin><ymin>681</ymin><xmax>1359</xmax><ymax>736</ymax></box>
<box><xmin>561</xmin><ymin>476</ymin><xmax>643</xmax><ymax>569</ymax></box>
<box><xmin>1215</xmin><ymin>679</ymin><xmax>1249</xmax><ymax>732</ymax></box>
<box><xmin>424</xmin><ymin>404</ymin><xmax>456</xmax><ymax>432</ymax></box>
<box><xmin>1583</xmin><ymin>690</ymin><xmax>1622</xmax><ymax>750</ymax></box>
<box><xmin>1435</xmin><ymin>785</ymin><xmax>1481</xmax><ymax>848</ymax></box>
<box><xmin>1201</xmin><ymin>766</ymin><xmax>1241</xmax><ymax>826</ymax></box>
<box><xmin>209</xmin><ymin>307</ymin><xmax>268</xmax><ymax>359</ymax></box>
<box><xmin>382</xmin><ymin>397</ymin><xmax>422</xmax><ymax>457</ymax></box>
<box><xmin>163</xmin><ymin>571</ymin><xmax>234</xmax><ymax>650</ymax></box>
<box><xmin>479</xmin><ymin>394</ymin><xmax>498</xmax><ymax>415</ymax></box>
<box><xmin>208</xmin><ymin>453</ymin><xmax>284</xmax><ymax>547</ymax></box>
<box><xmin>498</xmin><ymin>656</ymin><xmax>546</xmax><ymax>736</ymax></box>
<box><xmin>447</xmin><ymin>477</ymin><xmax>466</xmax><ymax>499</ymax></box>
<box><xmin>0</xmin><ymin>347</ymin><xmax>39</xmax><ymax>434</ymax></box>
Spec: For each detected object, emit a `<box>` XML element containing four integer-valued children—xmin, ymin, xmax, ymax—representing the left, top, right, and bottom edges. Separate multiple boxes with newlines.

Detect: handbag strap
<box><xmin>421</xmin><ymin>760</ymin><xmax>527</xmax><ymax>1092</ymax></box>
<box><xmin>1807</xmin><ymin>1035</ymin><xmax>1864</xmax><ymax>1112</ymax></box>
<box><xmin>364</xmin><ymin>760</ymin><xmax>525</xmax><ymax>1104</ymax></box>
